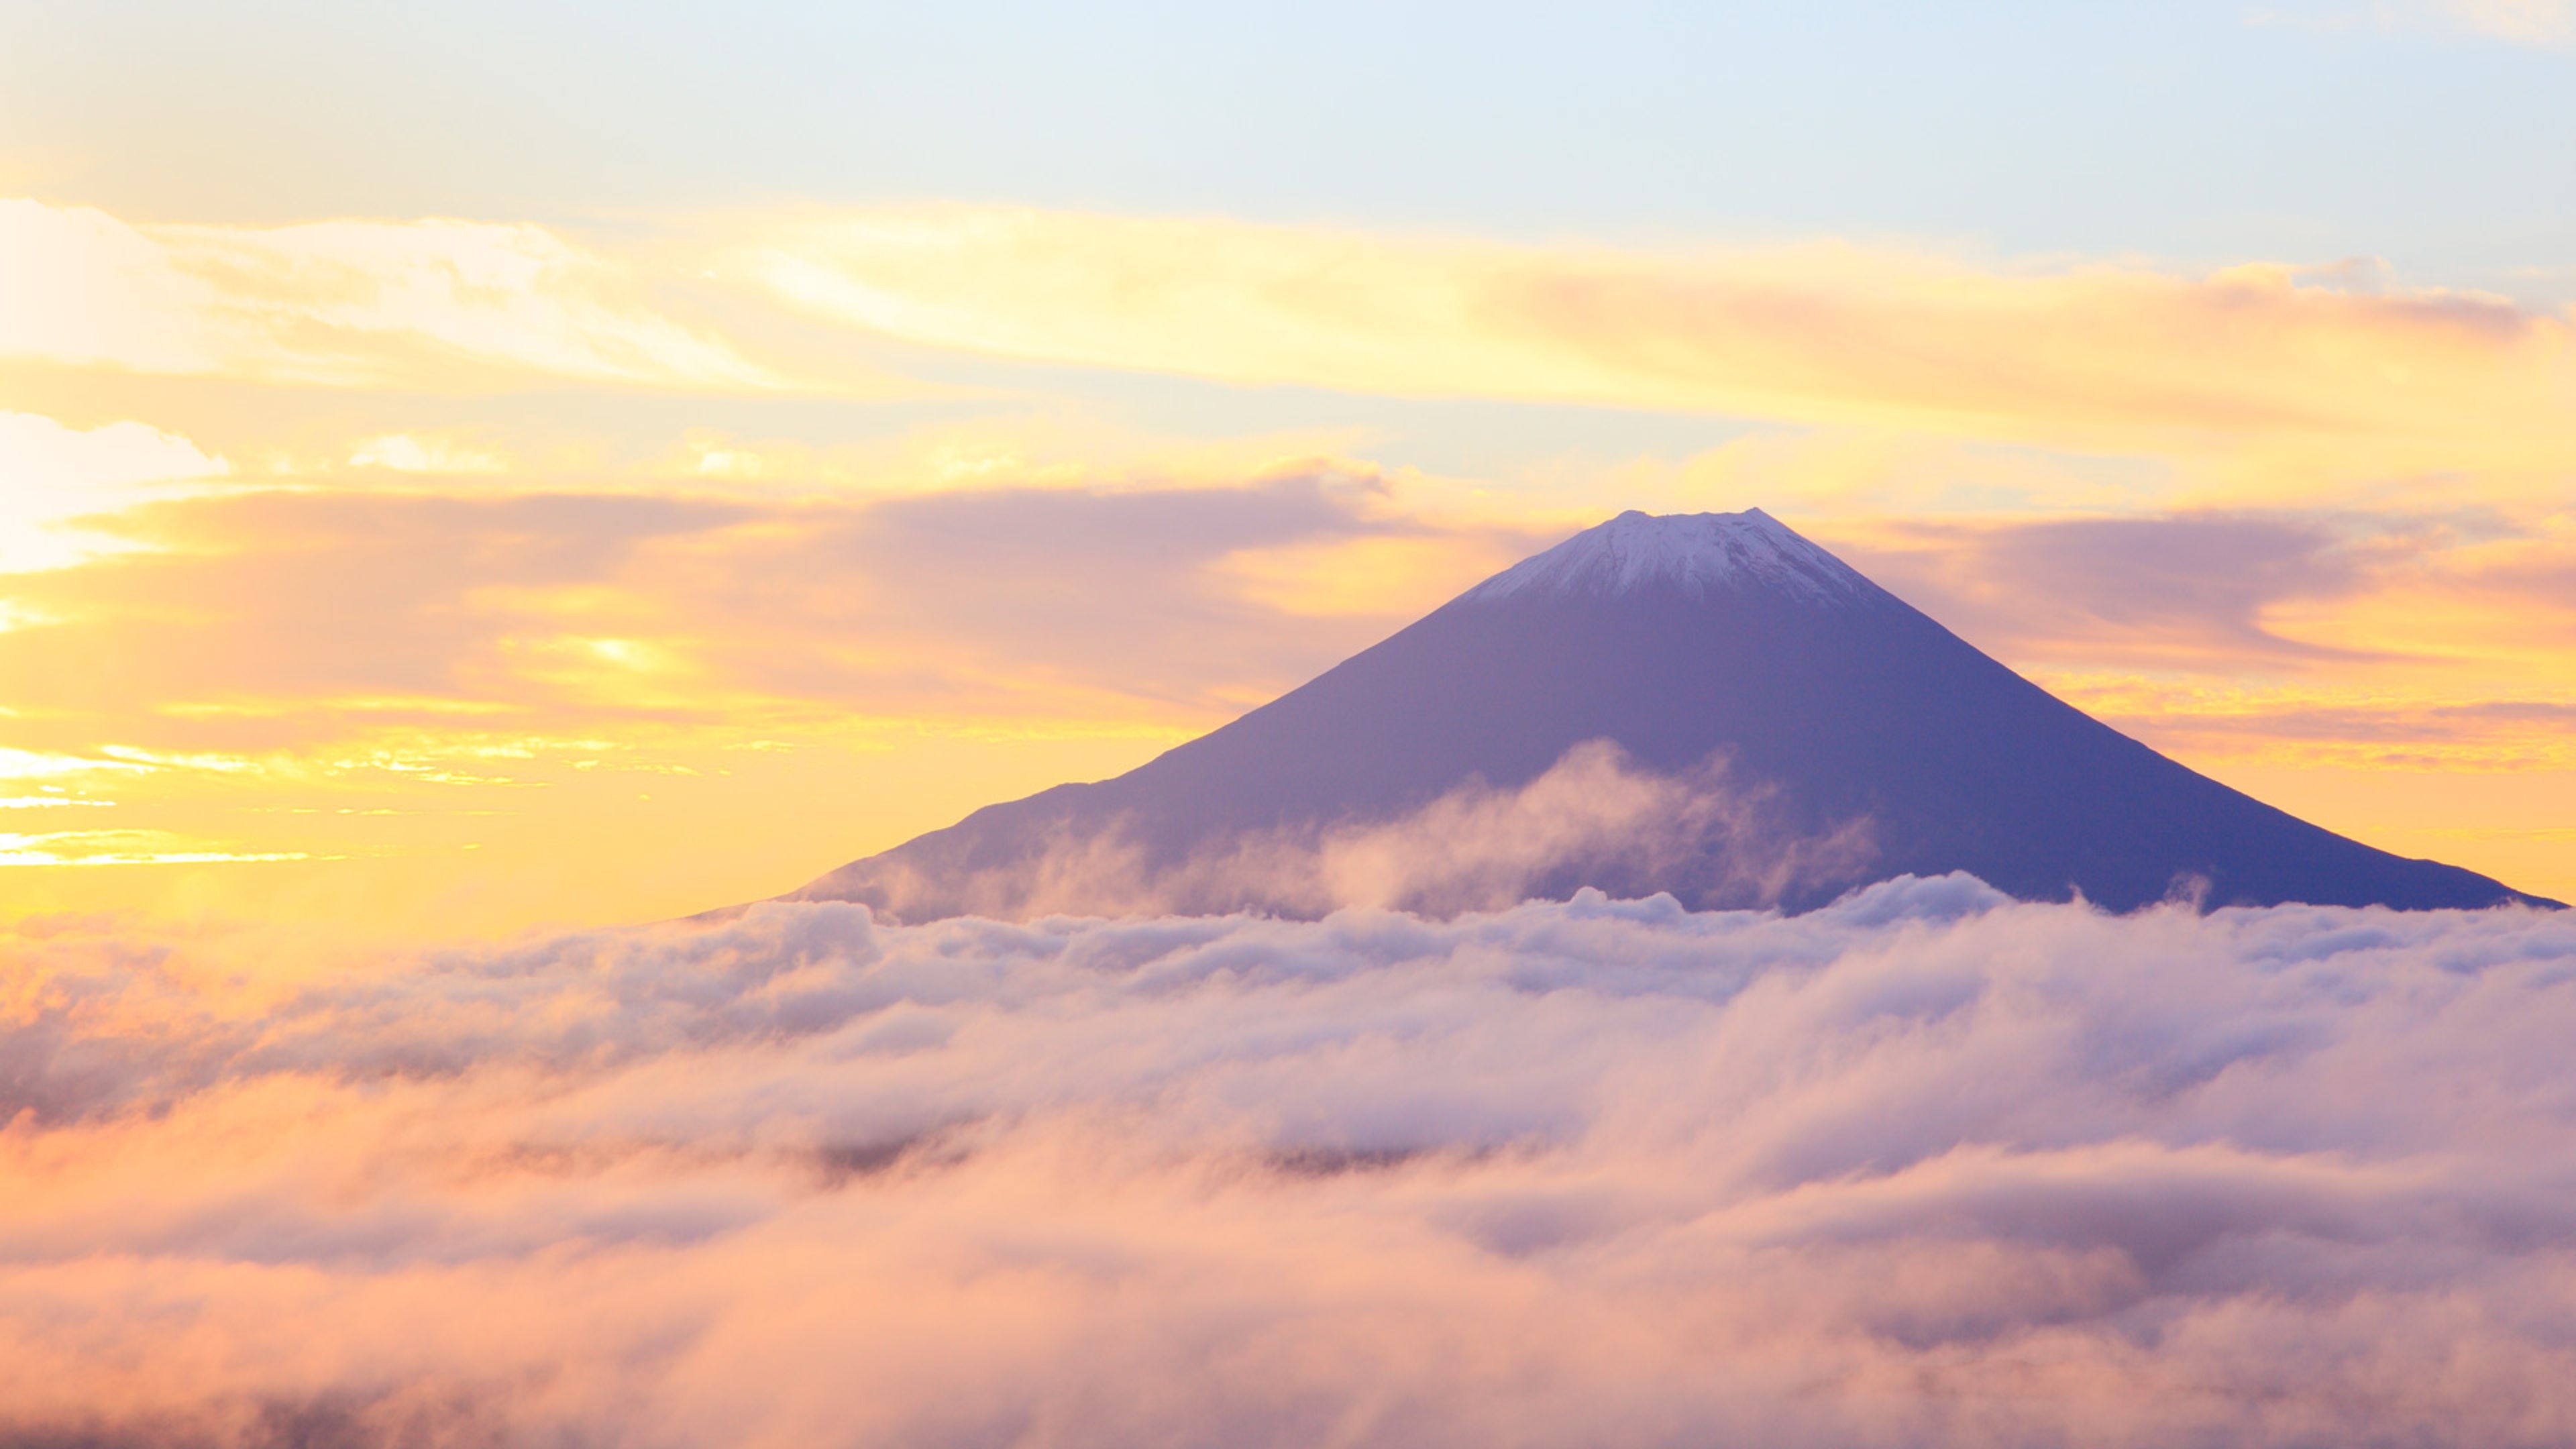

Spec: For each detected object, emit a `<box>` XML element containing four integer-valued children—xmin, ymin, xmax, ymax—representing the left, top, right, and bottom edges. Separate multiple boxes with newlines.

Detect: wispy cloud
<box><xmin>8</xmin><ymin>465</ymin><xmax>2576</xmax><ymax>921</ymax></box>
<box><xmin>9</xmin><ymin>195</ymin><xmax>2576</xmax><ymax>923</ymax></box>
<box><xmin>0</xmin><ymin>471</ymin><xmax>1534</xmax><ymax>925</ymax></box>
<box><xmin>741</xmin><ymin>207</ymin><xmax>2576</xmax><ymax>486</ymax></box>
<box><xmin>2249</xmin><ymin>1</ymin><xmax>2573</xmax><ymax>45</ymax></box>
<box><xmin>20</xmin><ymin>196</ymin><xmax>2569</xmax><ymax>492</ymax></box>
<box><xmin>2446</xmin><ymin>0</ymin><xmax>2575</xmax><ymax>40</ymax></box>
<box><xmin>0</xmin><ymin>410</ymin><xmax>231</xmax><ymax>573</ymax></box>
<box><xmin>0</xmin><ymin>828</ymin><xmax>317</xmax><ymax>866</ymax></box>
<box><xmin>0</xmin><ymin>200</ymin><xmax>792</xmax><ymax>392</ymax></box>
<box><xmin>1829</xmin><ymin>510</ymin><xmax>2430</xmax><ymax>670</ymax></box>
<box><xmin>0</xmin><ymin>472</ymin><xmax>1506</xmax><ymax>747</ymax></box>
<box><xmin>347</xmin><ymin>433</ymin><xmax>509</xmax><ymax>475</ymax></box>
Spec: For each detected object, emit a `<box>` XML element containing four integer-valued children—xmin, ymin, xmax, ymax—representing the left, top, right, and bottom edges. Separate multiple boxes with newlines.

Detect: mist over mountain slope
<box><xmin>799</xmin><ymin>510</ymin><xmax>2544</xmax><ymax>920</ymax></box>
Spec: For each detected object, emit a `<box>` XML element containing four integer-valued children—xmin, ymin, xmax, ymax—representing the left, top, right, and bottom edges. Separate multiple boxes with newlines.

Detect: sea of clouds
<box><xmin>7</xmin><ymin>877</ymin><xmax>2576</xmax><ymax>1447</ymax></box>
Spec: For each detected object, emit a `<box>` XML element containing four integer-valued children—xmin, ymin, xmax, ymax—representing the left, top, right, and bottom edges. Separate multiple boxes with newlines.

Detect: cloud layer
<box><xmin>745</xmin><ymin>207</ymin><xmax>2576</xmax><ymax>483</ymax></box>
<box><xmin>7</xmin><ymin>191</ymin><xmax>2576</xmax><ymax>922</ymax></box>
<box><xmin>0</xmin><ymin>200</ymin><xmax>785</xmax><ymax>391</ymax></box>
<box><xmin>6</xmin><ymin>881</ymin><xmax>2576</xmax><ymax>1446</ymax></box>
<box><xmin>13</xmin><ymin>195</ymin><xmax>2571</xmax><ymax>492</ymax></box>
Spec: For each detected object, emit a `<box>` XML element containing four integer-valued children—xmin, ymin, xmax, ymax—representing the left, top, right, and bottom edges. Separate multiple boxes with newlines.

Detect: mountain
<box><xmin>793</xmin><ymin>508</ymin><xmax>2551</xmax><ymax>920</ymax></box>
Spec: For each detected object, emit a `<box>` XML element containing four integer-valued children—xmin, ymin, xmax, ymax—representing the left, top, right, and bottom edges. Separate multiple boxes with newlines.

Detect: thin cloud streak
<box><xmin>14</xmin><ymin>196</ymin><xmax>2572</xmax><ymax>492</ymax></box>
<box><xmin>6</xmin><ymin>193</ymin><xmax>2575</xmax><ymax>919</ymax></box>
<box><xmin>9</xmin><ymin>471</ymin><xmax>2576</xmax><ymax>921</ymax></box>
<box><xmin>0</xmin><ymin>473</ymin><xmax>1494</xmax><ymax>750</ymax></box>
<box><xmin>743</xmin><ymin>207</ymin><xmax>2576</xmax><ymax>480</ymax></box>
<box><xmin>1830</xmin><ymin>510</ymin><xmax>2427</xmax><ymax>670</ymax></box>
<box><xmin>5</xmin><ymin>881</ymin><xmax>2576</xmax><ymax>1444</ymax></box>
<box><xmin>2442</xmin><ymin>0</ymin><xmax>2572</xmax><ymax>44</ymax></box>
<box><xmin>0</xmin><ymin>200</ymin><xmax>792</xmax><ymax>392</ymax></box>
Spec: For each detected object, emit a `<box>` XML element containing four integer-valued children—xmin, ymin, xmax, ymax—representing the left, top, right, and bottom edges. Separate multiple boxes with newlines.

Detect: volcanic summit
<box><xmin>792</xmin><ymin>509</ymin><xmax>2548</xmax><ymax>920</ymax></box>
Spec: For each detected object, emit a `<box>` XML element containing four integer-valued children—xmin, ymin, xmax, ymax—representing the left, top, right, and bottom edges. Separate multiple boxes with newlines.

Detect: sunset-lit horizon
<box><xmin>12</xmin><ymin>7</ymin><xmax>2576</xmax><ymax>1446</ymax></box>
<box><xmin>9</xmin><ymin>89</ymin><xmax>2576</xmax><ymax>930</ymax></box>
<box><xmin>3</xmin><ymin>1</ymin><xmax>2573</xmax><ymax>934</ymax></box>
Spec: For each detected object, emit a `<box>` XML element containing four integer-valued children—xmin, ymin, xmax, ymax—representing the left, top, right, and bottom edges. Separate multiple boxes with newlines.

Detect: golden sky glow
<box><xmin>746</xmin><ymin>209</ymin><xmax>2576</xmax><ymax>483</ymax></box>
<box><xmin>5</xmin><ymin>191</ymin><xmax>2576</xmax><ymax>930</ymax></box>
<box><xmin>18</xmin><ymin>15</ymin><xmax>2576</xmax><ymax>1448</ymax></box>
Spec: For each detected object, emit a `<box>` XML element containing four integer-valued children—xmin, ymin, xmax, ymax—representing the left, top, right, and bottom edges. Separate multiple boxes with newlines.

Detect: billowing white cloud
<box><xmin>5</xmin><ymin>880</ymin><xmax>2575</xmax><ymax>1446</ymax></box>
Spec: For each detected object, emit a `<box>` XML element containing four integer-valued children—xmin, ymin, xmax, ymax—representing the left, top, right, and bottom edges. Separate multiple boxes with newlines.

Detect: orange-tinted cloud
<box><xmin>7</xmin><ymin>887</ymin><xmax>2576</xmax><ymax>1445</ymax></box>
<box><xmin>0</xmin><ymin>199</ymin><xmax>792</xmax><ymax>391</ymax></box>
<box><xmin>0</xmin><ymin>472</ymin><xmax>1517</xmax><ymax>747</ymax></box>
<box><xmin>0</xmin><ymin>470</ymin><xmax>1544</xmax><ymax>926</ymax></box>
<box><xmin>744</xmin><ymin>208</ymin><xmax>2576</xmax><ymax>488</ymax></box>
<box><xmin>2442</xmin><ymin>0</ymin><xmax>2573</xmax><ymax>44</ymax></box>
<box><xmin>8</xmin><ymin>195</ymin><xmax>2576</xmax><ymax>924</ymax></box>
<box><xmin>1825</xmin><ymin>511</ymin><xmax>2449</xmax><ymax>670</ymax></box>
<box><xmin>10</xmin><ymin>470</ymin><xmax>2576</xmax><ymax>922</ymax></box>
<box><xmin>0</xmin><ymin>410</ymin><xmax>232</xmax><ymax>573</ymax></box>
<box><xmin>21</xmin><ymin>196</ymin><xmax>2567</xmax><ymax>500</ymax></box>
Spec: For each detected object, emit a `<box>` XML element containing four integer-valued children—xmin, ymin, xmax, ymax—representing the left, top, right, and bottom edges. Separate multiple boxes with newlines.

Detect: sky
<box><xmin>4</xmin><ymin>0</ymin><xmax>2576</xmax><ymax>932</ymax></box>
<box><xmin>9</xmin><ymin>9</ymin><xmax>2576</xmax><ymax>1444</ymax></box>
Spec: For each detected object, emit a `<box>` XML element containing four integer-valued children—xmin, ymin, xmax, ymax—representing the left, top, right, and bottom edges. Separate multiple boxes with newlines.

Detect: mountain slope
<box><xmin>795</xmin><ymin>509</ymin><xmax>2549</xmax><ymax>920</ymax></box>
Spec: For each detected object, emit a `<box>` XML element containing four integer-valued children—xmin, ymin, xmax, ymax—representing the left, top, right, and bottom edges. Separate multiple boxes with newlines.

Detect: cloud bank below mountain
<box><xmin>6</xmin><ymin>880</ymin><xmax>2576</xmax><ymax>1447</ymax></box>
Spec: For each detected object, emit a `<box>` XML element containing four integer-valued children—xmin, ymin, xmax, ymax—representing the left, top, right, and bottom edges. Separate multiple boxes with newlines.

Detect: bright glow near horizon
<box><xmin>11</xmin><ymin>9</ymin><xmax>2576</xmax><ymax>1446</ymax></box>
<box><xmin>2</xmin><ymin>2</ymin><xmax>2574</xmax><ymax>930</ymax></box>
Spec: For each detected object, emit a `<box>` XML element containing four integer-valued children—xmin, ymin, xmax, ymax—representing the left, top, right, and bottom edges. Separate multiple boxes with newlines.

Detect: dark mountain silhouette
<box><xmin>793</xmin><ymin>509</ymin><xmax>2551</xmax><ymax>920</ymax></box>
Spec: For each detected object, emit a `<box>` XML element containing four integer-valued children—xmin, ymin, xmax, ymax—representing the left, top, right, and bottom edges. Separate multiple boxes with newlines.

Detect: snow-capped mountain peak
<box><xmin>791</xmin><ymin>501</ymin><xmax>2546</xmax><ymax>921</ymax></box>
<box><xmin>1462</xmin><ymin>508</ymin><xmax>1870</xmax><ymax>605</ymax></box>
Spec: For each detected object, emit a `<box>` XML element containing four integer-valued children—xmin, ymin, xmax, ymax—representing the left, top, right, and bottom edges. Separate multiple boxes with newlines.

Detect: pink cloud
<box><xmin>5</xmin><ymin>881</ymin><xmax>2575</xmax><ymax>1444</ymax></box>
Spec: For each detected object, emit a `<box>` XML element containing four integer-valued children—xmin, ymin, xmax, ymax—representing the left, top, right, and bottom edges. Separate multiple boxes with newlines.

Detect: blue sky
<box><xmin>8</xmin><ymin>1</ymin><xmax>2573</xmax><ymax>298</ymax></box>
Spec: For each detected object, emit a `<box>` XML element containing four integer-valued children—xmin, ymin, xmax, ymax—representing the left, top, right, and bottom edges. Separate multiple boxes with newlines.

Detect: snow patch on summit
<box><xmin>1463</xmin><ymin>508</ymin><xmax>1872</xmax><ymax>605</ymax></box>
